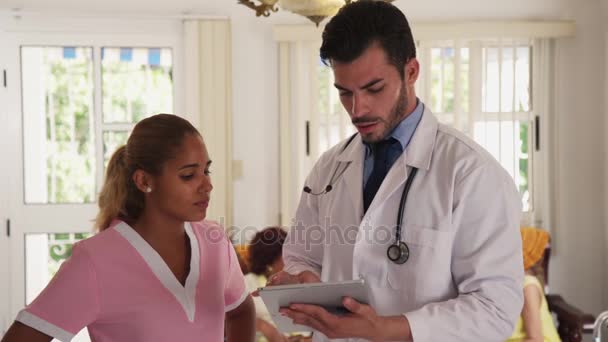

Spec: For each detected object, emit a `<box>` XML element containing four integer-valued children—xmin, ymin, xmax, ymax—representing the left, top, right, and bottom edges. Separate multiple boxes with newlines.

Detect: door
<box><xmin>5</xmin><ymin>34</ymin><xmax>99</xmax><ymax>341</ymax></box>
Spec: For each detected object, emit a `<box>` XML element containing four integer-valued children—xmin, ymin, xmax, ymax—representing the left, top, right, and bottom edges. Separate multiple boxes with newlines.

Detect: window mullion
<box><xmin>94</xmin><ymin>46</ymin><xmax>104</xmax><ymax>195</ymax></box>
<box><xmin>469</xmin><ymin>41</ymin><xmax>483</xmax><ymax>144</ymax></box>
<box><xmin>309</xmin><ymin>42</ymin><xmax>320</xmax><ymax>159</ymax></box>
<box><xmin>440</xmin><ymin>47</ymin><xmax>445</xmax><ymax>113</ymax></box>
<box><xmin>423</xmin><ymin>45</ymin><xmax>432</xmax><ymax>109</ymax></box>
<box><xmin>498</xmin><ymin>40</ymin><xmax>503</xmax><ymax>165</ymax></box>
<box><xmin>483</xmin><ymin>45</ymin><xmax>490</xmax><ymax>147</ymax></box>
<box><xmin>512</xmin><ymin>43</ymin><xmax>519</xmax><ymax>191</ymax></box>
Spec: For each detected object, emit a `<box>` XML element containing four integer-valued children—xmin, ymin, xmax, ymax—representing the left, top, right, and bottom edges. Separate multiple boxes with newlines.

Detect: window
<box><xmin>21</xmin><ymin>46</ymin><xmax>174</xmax><ymax>204</ymax></box>
<box><xmin>100</xmin><ymin>47</ymin><xmax>174</xmax><ymax>168</ymax></box>
<box><xmin>416</xmin><ymin>39</ymin><xmax>535</xmax><ymax>213</ymax></box>
<box><xmin>22</xmin><ymin>47</ymin><xmax>96</xmax><ymax>204</ymax></box>
<box><xmin>317</xmin><ymin>60</ymin><xmax>356</xmax><ymax>152</ymax></box>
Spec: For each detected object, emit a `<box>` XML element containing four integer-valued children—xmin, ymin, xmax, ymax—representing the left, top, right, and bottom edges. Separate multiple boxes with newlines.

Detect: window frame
<box><xmin>14</xmin><ymin>34</ymin><xmax>183</xmax><ymax>200</ymax></box>
<box><xmin>416</xmin><ymin>38</ymin><xmax>540</xmax><ymax>222</ymax></box>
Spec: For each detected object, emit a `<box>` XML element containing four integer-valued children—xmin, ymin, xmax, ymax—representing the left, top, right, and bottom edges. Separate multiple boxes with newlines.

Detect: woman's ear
<box><xmin>132</xmin><ymin>169</ymin><xmax>153</xmax><ymax>194</ymax></box>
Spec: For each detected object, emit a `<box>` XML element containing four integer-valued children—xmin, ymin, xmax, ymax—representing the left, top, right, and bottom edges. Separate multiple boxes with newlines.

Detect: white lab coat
<box><xmin>283</xmin><ymin>107</ymin><xmax>524</xmax><ymax>342</ymax></box>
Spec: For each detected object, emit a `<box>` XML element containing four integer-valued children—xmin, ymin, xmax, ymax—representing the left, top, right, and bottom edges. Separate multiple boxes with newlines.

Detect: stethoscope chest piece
<box><xmin>387</xmin><ymin>241</ymin><xmax>410</xmax><ymax>264</ymax></box>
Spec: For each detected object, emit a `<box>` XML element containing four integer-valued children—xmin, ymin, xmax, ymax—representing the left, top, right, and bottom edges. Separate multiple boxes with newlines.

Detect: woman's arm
<box><xmin>225</xmin><ymin>295</ymin><xmax>256</xmax><ymax>342</ymax></box>
<box><xmin>1</xmin><ymin>322</ymin><xmax>53</xmax><ymax>342</ymax></box>
<box><xmin>521</xmin><ymin>283</ymin><xmax>544</xmax><ymax>342</ymax></box>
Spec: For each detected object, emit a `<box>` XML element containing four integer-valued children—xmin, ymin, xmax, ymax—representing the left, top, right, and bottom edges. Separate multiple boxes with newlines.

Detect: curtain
<box><xmin>184</xmin><ymin>19</ymin><xmax>233</xmax><ymax>228</ymax></box>
<box><xmin>278</xmin><ymin>40</ymin><xmax>322</xmax><ymax>226</ymax></box>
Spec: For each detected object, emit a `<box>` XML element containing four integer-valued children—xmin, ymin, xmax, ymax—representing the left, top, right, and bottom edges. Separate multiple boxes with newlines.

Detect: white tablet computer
<box><xmin>258</xmin><ymin>278</ymin><xmax>370</xmax><ymax>333</ymax></box>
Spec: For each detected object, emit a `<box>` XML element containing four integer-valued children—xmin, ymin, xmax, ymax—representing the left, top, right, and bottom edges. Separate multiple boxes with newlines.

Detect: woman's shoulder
<box><xmin>74</xmin><ymin>223</ymin><xmax>121</xmax><ymax>251</ymax></box>
<box><xmin>52</xmin><ymin>225</ymin><xmax>123</xmax><ymax>271</ymax></box>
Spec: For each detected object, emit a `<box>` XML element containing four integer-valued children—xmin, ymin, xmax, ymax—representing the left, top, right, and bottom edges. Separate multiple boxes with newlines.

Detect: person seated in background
<box><xmin>248</xmin><ymin>227</ymin><xmax>287</xmax><ymax>280</ymax></box>
<box><xmin>236</xmin><ymin>227</ymin><xmax>311</xmax><ymax>342</ymax></box>
<box><xmin>238</xmin><ymin>227</ymin><xmax>287</xmax><ymax>342</ymax></box>
<box><xmin>507</xmin><ymin>227</ymin><xmax>561</xmax><ymax>342</ymax></box>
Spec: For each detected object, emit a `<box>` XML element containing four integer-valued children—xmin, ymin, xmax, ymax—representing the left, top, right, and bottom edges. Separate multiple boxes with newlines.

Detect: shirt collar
<box><xmin>390</xmin><ymin>98</ymin><xmax>424</xmax><ymax>150</ymax></box>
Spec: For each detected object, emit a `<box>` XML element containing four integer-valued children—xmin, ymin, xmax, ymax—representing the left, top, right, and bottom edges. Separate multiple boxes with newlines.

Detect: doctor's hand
<box><xmin>279</xmin><ymin>297</ymin><xmax>381</xmax><ymax>341</ymax></box>
<box><xmin>280</xmin><ymin>297</ymin><xmax>412</xmax><ymax>342</ymax></box>
<box><xmin>251</xmin><ymin>271</ymin><xmax>320</xmax><ymax>297</ymax></box>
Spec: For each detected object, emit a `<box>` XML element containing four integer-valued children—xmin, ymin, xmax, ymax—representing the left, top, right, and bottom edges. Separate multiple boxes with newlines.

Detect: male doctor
<box><xmin>271</xmin><ymin>1</ymin><xmax>524</xmax><ymax>341</ymax></box>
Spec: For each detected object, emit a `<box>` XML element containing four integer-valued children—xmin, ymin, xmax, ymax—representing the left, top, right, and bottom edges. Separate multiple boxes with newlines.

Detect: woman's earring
<box><xmin>145</xmin><ymin>186</ymin><xmax>152</xmax><ymax>193</ymax></box>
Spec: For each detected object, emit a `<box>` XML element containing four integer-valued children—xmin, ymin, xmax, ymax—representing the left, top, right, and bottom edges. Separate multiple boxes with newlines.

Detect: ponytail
<box><xmin>94</xmin><ymin>114</ymin><xmax>201</xmax><ymax>231</ymax></box>
<box><xmin>95</xmin><ymin>145</ymin><xmax>130</xmax><ymax>231</ymax></box>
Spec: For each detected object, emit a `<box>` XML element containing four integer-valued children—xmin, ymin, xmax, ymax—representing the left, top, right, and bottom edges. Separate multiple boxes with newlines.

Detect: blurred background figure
<box><xmin>248</xmin><ymin>227</ymin><xmax>286</xmax><ymax>279</ymax></box>
<box><xmin>506</xmin><ymin>227</ymin><xmax>561</xmax><ymax>342</ymax></box>
<box><xmin>236</xmin><ymin>227</ymin><xmax>311</xmax><ymax>342</ymax></box>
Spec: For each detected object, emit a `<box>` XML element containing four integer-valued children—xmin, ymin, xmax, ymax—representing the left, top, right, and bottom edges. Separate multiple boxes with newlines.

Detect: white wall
<box><xmin>548</xmin><ymin>0</ymin><xmax>606</xmax><ymax>315</ymax></box>
<box><xmin>230</xmin><ymin>14</ymin><xmax>281</xmax><ymax>238</ymax></box>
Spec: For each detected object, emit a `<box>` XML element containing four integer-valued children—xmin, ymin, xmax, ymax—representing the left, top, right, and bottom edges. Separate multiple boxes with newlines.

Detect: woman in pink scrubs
<box><xmin>2</xmin><ymin>114</ymin><xmax>255</xmax><ymax>342</ymax></box>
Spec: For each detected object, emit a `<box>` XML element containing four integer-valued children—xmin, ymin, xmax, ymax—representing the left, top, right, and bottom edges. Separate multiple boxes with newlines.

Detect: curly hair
<box><xmin>248</xmin><ymin>227</ymin><xmax>287</xmax><ymax>276</ymax></box>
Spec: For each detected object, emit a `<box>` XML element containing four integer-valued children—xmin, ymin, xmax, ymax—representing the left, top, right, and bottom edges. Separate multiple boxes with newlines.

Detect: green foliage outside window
<box><xmin>43</xmin><ymin>49</ymin><xmax>95</xmax><ymax>203</ymax></box>
<box><xmin>29</xmin><ymin>47</ymin><xmax>174</xmax><ymax>204</ymax></box>
<box><xmin>48</xmin><ymin>232</ymin><xmax>92</xmax><ymax>276</ymax></box>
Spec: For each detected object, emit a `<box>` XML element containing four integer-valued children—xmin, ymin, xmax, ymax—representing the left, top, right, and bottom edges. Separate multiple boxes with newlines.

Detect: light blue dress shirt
<box><xmin>363</xmin><ymin>99</ymin><xmax>424</xmax><ymax>186</ymax></box>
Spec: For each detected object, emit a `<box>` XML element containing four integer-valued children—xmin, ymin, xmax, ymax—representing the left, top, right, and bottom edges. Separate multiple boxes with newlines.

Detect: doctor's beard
<box><xmin>354</xmin><ymin>82</ymin><xmax>409</xmax><ymax>144</ymax></box>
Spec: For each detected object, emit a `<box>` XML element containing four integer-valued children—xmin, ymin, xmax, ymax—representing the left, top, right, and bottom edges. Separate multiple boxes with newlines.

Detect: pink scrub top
<box><xmin>16</xmin><ymin>220</ymin><xmax>248</xmax><ymax>342</ymax></box>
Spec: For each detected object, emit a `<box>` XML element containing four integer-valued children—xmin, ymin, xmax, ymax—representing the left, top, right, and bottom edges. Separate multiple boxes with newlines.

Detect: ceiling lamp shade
<box><xmin>280</xmin><ymin>0</ymin><xmax>344</xmax><ymax>26</ymax></box>
<box><xmin>238</xmin><ymin>0</ymin><xmax>394</xmax><ymax>26</ymax></box>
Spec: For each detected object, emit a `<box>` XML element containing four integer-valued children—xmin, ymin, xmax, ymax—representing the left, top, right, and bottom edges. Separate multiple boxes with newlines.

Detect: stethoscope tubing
<box><xmin>303</xmin><ymin>134</ymin><xmax>420</xmax><ymax>264</ymax></box>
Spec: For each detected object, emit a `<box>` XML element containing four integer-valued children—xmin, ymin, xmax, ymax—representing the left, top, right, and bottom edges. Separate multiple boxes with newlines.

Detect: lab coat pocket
<box><xmin>386</xmin><ymin>225</ymin><xmax>452</xmax><ymax>292</ymax></box>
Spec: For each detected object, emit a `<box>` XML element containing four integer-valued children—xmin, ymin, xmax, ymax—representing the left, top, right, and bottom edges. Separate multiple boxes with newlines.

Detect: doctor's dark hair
<box><xmin>248</xmin><ymin>227</ymin><xmax>287</xmax><ymax>276</ymax></box>
<box><xmin>95</xmin><ymin>114</ymin><xmax>201</xmax><ymax>231</ymax></box>
<box><xmin>319</xmin><ymin>1</ymin><xmax>416</xmax><ymax>80</ymax></box>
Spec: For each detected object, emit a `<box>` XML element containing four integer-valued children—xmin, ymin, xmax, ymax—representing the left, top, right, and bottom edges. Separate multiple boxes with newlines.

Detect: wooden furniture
<box><xmin>542</xmin><ymin>245</ymin><xmax>595</xmax><ymax>342</ymax></box>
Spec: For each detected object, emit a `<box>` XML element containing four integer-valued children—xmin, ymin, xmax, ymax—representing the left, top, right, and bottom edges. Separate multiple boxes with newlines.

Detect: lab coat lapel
<box><xmin>336</xmin><ymin>134</ymin><xmax>365</xmax><ymax>222</ymax></box>
<box><xmin>365</xmin><ymin>107</ymin><xmax>439</xmax><ymax>215</ymax></box>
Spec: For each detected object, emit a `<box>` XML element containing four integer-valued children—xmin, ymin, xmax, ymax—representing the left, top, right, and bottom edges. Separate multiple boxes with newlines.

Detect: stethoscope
<box><xmin>303</xmin><ymin>134</ymin><xmax>419</xmax><ymax>265</ymax></box>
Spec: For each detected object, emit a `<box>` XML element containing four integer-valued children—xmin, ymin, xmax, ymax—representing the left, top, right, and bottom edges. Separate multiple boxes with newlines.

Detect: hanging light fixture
<box><xmin>238</xmin><ymin>0</ymin><xmax>394</xmax><ymax>26</ymax></box>
<box><xmin>238</xmin><ymin>0</ymin><xmax>279</xmax><ymax>18</ymax></box>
